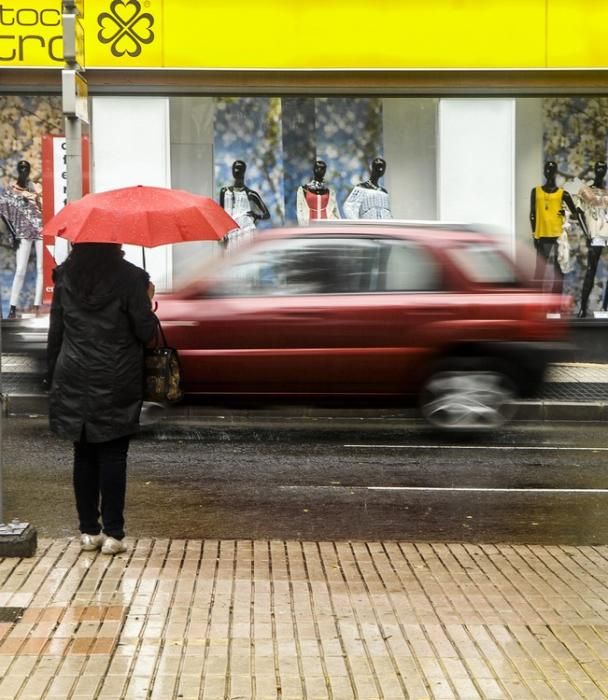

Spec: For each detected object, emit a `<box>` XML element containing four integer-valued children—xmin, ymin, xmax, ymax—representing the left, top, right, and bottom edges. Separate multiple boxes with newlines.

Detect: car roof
<box><xmin>256</xmin><ymin>221</ymin><xmax>500</xmax><ymax>246</ymax></box>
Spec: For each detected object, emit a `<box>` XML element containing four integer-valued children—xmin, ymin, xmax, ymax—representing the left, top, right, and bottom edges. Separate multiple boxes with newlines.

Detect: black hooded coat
<box><xmin>47</xmin><ymin>258</ymin><xmax>157</xmax><ymax>443</ymax></box>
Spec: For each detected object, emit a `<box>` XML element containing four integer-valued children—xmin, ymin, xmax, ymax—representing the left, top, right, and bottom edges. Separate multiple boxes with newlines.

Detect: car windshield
<box><xmin>447</xmin><ymin>243</ymin><xmax>519</xmax><ymax>286</ymax></box>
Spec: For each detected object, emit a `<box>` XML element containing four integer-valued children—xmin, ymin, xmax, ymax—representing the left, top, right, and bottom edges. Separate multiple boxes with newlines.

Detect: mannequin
<box><xmin>343</xmin><ymin>157</ymin><xmax>392</xmax><ymax>219</ymax></box>
<box><xmin>296</xmin><ymin>160</ymin><xmax>340</xmax><ymax>225</ymax></box>
<box><xmin>576</xmin><ymin>161</ymin><xmax>608</xmax><ymax>317</ymax></box>
<box><xmin>529</xmin><ymin>160</ymin><xmax>586</xmax><ymax>295</ymax></box>
<box><xmin>0</xmin><ymin>160</ymin><xmax>43</xmax><ymax>319</ymax></box>
<box><xmin>219</xmin><ymin>160</ymin><xmax>270</xmax><ymax>249</ymax></box>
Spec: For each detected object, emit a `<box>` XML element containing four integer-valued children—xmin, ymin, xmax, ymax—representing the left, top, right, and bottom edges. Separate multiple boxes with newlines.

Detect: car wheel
<box><xmin>420</xmin><ymin>361</ymin><xmax>517</xmax><ymax>431</ymax></box>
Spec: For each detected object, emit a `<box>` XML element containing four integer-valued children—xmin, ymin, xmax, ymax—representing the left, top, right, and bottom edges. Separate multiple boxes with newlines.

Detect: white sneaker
<box><xmin>101</xmin><ymin>536</ymin><xmax>127</xmax><ymax>555</ymax></box>
<box><xmin>80</xmin><ymin>533</ymin><xmax>104</xmax><ymax>551</ymax></box>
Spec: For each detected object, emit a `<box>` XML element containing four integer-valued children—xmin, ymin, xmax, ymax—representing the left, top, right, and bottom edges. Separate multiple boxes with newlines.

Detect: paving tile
<box><xmin>0</xmin><ymin>537</ymin><xmax>604</xmax><ymax>699</ymax></box>
<box><xmin>45</xmin><ymin>674</ymin><xmax>79</xmax><ymax>698</ymax></box>
<box><xmin>0</xmin><ymin>637</ymin><xmax>23</xmax><ymax>654</ymax></box>
<box><xmin>18</xmin><ymin>637</ymin><xmax>47</xmax><ymax>655</ymax></box>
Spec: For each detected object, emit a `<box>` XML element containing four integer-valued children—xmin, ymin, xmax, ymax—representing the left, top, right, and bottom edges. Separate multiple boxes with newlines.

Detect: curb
<box><xmin>513</xmin><ymin>400</ymin><xmax>608</xmax><ymax>422</ymax></box>
<box><xmin>3</xmin><ymin>393</ymin><xmax>608</xmax><ymax>423</ymax></box>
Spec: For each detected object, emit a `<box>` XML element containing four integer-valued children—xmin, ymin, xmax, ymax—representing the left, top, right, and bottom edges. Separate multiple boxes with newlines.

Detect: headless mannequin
<box><xmin>343</xmin><ymin>157</ymin><xmax>392</xmax><ymax>219</ymax></box>
<box><xmin>576</xmin><ymin>161</ymin><xmax>608</xmax><ymax>317</ymax></box>
<box><xmin>0</xmin><ymin>160</ymin><xmax>43</xmax><ymax>319</ymax></box>
<box><xmin>529</xmin><ymin>160</ymin><xmax>585</xmax><ymax>295</ymax></box>
<box><xmin>296</xmin><ymin>160</ymin><xmax>340</xmax><ymax>224</ymax></box>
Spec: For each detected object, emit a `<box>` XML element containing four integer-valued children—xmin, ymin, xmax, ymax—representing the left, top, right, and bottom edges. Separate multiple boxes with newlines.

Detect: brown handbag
<box><xmin>144</xmin><ymin>316</ymin><xmax>183</xmax><ymax>403</ymax></box>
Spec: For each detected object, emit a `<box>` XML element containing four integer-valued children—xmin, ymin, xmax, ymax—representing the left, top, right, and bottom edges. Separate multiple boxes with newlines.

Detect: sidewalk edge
<box><xmin>3</xmin><ymin>393</ymin><xmax>608</xmax><ymax>422</ymax></box>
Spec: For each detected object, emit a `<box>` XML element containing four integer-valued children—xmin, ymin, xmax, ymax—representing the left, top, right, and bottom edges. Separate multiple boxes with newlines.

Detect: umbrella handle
<box><xmin>142</xmin><ymin>246</ymin><xmax>146</xmax><ymax>270</ymax></box>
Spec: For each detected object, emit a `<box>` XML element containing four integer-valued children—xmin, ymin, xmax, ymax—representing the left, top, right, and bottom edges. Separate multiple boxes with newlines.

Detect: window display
<box><xmin>576</xmin><ymin>161</ymin><xmax>608</xmax><ymax>317</ymax></box>
<box><xmin>2</xmin><ymin>94</ymin><xmax>608</xmax><ymax>321</ymax></box>
<box><xmin>0</xmin><ymin>160</ymin><xmax>43</xmax><ymax>319</ymax></box>
<box><xmin>0</xmin><ymin>95</ymin><xmax>62</xmax><ymax>318</ymax></box>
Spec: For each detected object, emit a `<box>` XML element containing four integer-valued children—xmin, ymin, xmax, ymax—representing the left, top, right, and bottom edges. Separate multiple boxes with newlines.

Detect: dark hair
<box><xmin>62</xmin><ymin>243</ymin><xmax>123</xmax><ymax>297</ymax></box>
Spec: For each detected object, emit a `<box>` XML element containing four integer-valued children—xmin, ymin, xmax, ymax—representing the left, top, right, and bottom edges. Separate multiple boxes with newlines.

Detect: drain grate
<box><xmin>0</xmin><ymin>607</ymin><xmax>25</xmax><ymax>623</ymax></box>
<box><xmin>541</xmin><ymin>382</ymin><xmax>608</xmax><ymax>401</ymax></box>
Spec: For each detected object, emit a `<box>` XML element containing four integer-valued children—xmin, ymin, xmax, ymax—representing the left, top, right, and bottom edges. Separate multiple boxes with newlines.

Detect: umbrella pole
<box><xmin>142</xmin><ymin>247</ymin><xmax>146</xmax><ymax>271</ymax></box>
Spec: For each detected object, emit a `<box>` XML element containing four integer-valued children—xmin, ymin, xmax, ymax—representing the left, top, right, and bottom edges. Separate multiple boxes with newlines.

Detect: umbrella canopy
<box><xmin>42</xmin><ymin>185</ymin><xmax>237</xmax><ymax>247</ymax></box>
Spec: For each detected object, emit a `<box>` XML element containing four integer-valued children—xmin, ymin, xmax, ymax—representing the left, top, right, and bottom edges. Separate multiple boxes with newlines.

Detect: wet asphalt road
<box><xmin>1</xmin><ymin>413</ymin><xmax>608</xmax><ymax>545</ymax></box>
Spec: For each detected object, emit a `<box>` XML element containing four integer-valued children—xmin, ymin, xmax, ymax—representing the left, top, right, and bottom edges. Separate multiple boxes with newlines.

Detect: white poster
<box><xmin>438</xmin><ymin>98</ymin><xmax>515</xmax><ymax>250</ymax></box>
<box><xmin>52</xmin><ymin>137</ymin><xmax>70</xmax><ymax>264</ymax></box>
<box><xmin>91</xmin><ymin>97</ymin><xmax>172</xmax><ymax>290</ymax></box>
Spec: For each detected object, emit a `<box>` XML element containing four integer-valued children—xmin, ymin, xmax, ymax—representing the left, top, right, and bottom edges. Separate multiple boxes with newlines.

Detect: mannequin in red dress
<box><xmin>296</xmin><ymin>160</ymin><xmax>340</xmax><ymax>225</ymax></box>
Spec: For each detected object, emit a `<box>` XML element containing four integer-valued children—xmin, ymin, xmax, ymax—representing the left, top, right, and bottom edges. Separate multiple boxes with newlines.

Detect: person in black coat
<box><xmin>47</xmin><ymin>243</ymin><xmax>157</xmax><ymax>555</ymax></box>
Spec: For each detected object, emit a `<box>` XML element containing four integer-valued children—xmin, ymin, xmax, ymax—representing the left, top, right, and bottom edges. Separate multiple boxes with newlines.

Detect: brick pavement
<box><xmin>0</xmin><ymin>538</ymin><xmax>605</xmax><ymax>699</ymax></box>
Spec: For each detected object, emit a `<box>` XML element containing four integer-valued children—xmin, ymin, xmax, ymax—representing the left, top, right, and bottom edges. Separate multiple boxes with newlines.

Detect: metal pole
<box><xmin>62</xmin><ymin>0</ymin><xmax>84</xmax><ymax>205</ymax></box>
<box><xmin>64</xmin><ymin>115</ymin><xmax>82</xmax><ymax>204</ymax></box>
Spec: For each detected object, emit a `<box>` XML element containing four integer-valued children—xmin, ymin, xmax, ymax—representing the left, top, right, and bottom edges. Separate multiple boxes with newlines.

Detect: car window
<box><xmin>447</xmin><ymin>243</ymin><xmax>519</xmax><ymax>285</ymax></box>
<box><xmin>208</xmin><ymin>237</ymin><xmax>381</xmax><ymax>297</ymax></box>
<box><xmin>377</xmin><ymin>239</ymin><xmax>441</xmax><ymax>292</ymax></box>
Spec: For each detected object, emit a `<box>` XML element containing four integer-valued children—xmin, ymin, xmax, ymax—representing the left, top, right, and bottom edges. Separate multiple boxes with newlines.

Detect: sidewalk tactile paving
<box><xmin>6</xmin><ymin>357</ymin><xmax>608</xmax><ymax>405</ymax></box>
<box><xmin>0</xmin><ymin>538</ymin><xmax>605</xmax><ymax>698</ymax></box>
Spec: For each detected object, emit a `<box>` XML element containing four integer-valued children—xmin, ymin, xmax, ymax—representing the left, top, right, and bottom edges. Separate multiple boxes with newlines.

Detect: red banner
<box><xmin>41</xmin><ymin>135</ymin><xmax>90</xmax><ymax>304</ymax></box>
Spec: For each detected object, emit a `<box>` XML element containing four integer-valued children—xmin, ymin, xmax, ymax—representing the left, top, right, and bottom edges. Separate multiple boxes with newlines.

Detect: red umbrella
<box><xmin>42</xmin><ymin>185</ymin><xmax>237</xmax><ymax>247</ymax></box>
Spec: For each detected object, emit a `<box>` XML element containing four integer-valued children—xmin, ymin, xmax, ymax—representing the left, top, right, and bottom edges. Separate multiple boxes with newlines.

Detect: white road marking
<box><xmin>345</xmin><ymin>444</ymin><xmax>608</xmax><ymax>451</ymax></box>
<box><xmin>367</xmin><ymin>486</ymin><xmax>608</xmax><ymax>493</ymax></box>
<box><xmin>337</xmin><ymin>444</ymin><xmax>608</xmax><ymax>494</ymax></box>
<box><xmin>278</xmin><ymin>484</ymin><xmax>608</xmax><ymax>494</ymax></box>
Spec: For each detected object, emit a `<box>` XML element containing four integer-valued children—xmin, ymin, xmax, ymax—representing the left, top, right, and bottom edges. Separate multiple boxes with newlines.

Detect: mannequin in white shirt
<box><xmin>577</xmin><ymin>161</ymin><xmax>608</xmax><ymax>317</ymax></box>
<box><xmin>219</xmin><ymin>160</ymin><xmax>270</xmax><ymax>249</ymax></box>
<box><xmin>343</xmin><ymin>157</ymin><xmax>392</xmax><ymax>220</ymax></box>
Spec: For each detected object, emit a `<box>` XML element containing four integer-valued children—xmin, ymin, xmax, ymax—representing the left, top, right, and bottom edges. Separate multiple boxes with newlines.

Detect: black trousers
<box><xmin>73</xmin><ymin>433</ymin><xmax>130</xmax><ymax>540</ymax></box>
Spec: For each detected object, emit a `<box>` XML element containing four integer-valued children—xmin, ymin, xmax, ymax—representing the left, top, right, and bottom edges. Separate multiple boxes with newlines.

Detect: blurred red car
<box><xmin>155</xmin><ymin>222</ymin><xmax>570</xmax><ymax>431</ymax></box>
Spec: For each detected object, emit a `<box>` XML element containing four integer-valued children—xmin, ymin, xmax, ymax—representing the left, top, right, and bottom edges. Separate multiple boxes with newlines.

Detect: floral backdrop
<box><xmin>543</xmin><ymin>97</ymin><xmax>608</xmax><ymax>312</ymax></box>
<box><xmin>0</xmin><ymin>96</ymin><xmax>62</xmax><ymax>317</ymax></box>
<box><xmin>282</xmin><ymin>97</ymin><xmax>316</xmax><ymax>224</ymax></box>
<box><xmin>213</xmin><ymin>97</ymin><xmax>285</xmax><ymax>230</ymax></box>
<box><xmin>316</xmin><ymin>97</ymin><xmax>384</xmax><ymax>214</ymax></box>
<box><xmin>214</xmin><ymin>97</ymin><xmax>384</xmax><ymax>226</ymax></box>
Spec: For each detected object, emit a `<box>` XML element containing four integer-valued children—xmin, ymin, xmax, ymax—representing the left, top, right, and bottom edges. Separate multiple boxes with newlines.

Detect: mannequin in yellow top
<box><xmin>529</xmin><ymin>160</ymin><xmax>585</xmax><ymax>295</ymax></box>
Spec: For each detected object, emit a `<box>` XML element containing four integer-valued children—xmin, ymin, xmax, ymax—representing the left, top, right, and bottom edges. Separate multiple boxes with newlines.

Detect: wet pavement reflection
<box><xmin>2</xmin><ymin>415</ymin><xmax>608</xmax><ymax>545</ymax></box>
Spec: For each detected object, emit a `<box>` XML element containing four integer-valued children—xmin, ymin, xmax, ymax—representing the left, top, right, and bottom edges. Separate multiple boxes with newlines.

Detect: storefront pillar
<box><xmin>64</xmin><ymin>115</ymin><xmax>83</xmax><ymax>204</ymax></box>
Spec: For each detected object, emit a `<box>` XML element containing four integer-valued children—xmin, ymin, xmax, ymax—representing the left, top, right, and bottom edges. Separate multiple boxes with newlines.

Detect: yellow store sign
<box><xmin>1</xmin><ymin>0</ymin><xmax>607</xmax><ymax>69</ymax></box>
<box><xmin>0</xmin><ymin>2</ymin><xmax>63</xmax><ymax>64</ymax></box>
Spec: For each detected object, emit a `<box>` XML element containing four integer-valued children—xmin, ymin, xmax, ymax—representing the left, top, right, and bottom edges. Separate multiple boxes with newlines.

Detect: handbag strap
<box><xmin>152</xmin><ymin>313</ymin><xmax>170</xmax><ymax>348</ymax></box>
